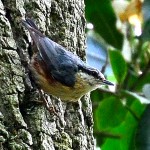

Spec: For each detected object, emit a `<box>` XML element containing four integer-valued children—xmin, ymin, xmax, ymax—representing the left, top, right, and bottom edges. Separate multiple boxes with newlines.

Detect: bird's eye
<box><xmin>92</xmin><ymin>71</ymin><xmax>98</xmax><ymax>78</ymax></box>
<box><xmin>93</xmin><ymin>71</ymin><xmax>96</xmax><ymax>75</ymax></box>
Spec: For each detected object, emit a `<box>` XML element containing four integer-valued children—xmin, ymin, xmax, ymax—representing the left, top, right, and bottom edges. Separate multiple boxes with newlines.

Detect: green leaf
<box><xmin>91</xmin><ymin>89</ymin><xmax>104</xmax><ymax>103</ymax></box>
<box><xmin>132</xmin><ymin>73</ymin><xmax>150</xmax><ymax>91</ymax></box>
<box><xmin>109</xmin><ymin>50</ymin><xmax>127</xmax><ymax>83</ymax></box>
<box><xmin>101</xmin><ymin>99</ymin><xmax>146</xmax><ymax>150</ymax></box>
<box><xmin>85</xmin><ymin>0</ymin><xmax>123</xmax><ymax>49</ymax></box>
<box><xmin>135</xmin><ymin>105</ymin><xmax>150</xmax><ymax>150</ymax></box>
<box><xmin>95</xmin><ymin>97</ymin><xmax>126</xmax><ymax>130</ymax></box>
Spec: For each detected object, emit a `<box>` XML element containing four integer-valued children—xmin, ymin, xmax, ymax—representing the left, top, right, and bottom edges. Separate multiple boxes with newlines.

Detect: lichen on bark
<box><xmin>0</xmin><ymin>0</ymin><xmax>94</xmax><ymax>149</ymax></box>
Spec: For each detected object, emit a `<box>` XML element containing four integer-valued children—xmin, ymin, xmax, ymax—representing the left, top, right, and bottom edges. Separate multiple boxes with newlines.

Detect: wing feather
<box><xmin>22</xmin><ymin>19</ymin><xmax>84</xmax><ymax>86</ymax></box>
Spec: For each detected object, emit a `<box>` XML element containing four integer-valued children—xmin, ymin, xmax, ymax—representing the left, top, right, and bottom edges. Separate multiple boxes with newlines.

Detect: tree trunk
<box><xmin>0</xmin><ymin>0</ymin><xmax>94</xmax><ymax>149</ymax></box>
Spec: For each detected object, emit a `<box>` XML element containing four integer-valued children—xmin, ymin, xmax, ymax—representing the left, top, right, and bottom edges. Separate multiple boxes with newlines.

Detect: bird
<box><xmin>22</xmin><ymin>18</ymin><xmax>114</xmax><ymax>102</ymax></box>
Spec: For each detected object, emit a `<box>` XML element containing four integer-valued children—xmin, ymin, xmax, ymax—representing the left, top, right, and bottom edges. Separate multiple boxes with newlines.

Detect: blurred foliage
<box><xmin>85</xmin><ymin>0</ymin><xmax>123</xmax><ymax>49</ymax></box>
<box><xmin>109</xmin><ymin>50</ymin><xmax>127</xmax><ymax>84</ymax></box>
<box><xmin>85</xmin><ymin>0</ymin><xmax>150</xmax><ymax>150</ymax></box>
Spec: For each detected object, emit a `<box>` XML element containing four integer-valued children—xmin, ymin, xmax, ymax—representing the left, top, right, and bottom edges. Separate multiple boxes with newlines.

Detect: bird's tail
<box><xmin>23</xmin><ymin>18</ymin><xmax>39</xmax><ymax>30</ymax></box>
<box><xmin>22</xmin><ymin>18</ymin><xmax>44</xmax><ymax>38</ymax></box>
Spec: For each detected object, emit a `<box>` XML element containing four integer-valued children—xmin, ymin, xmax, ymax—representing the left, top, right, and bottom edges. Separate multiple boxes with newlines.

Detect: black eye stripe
<box><xmin>92</xmin><ymin>71</ymin><xmax>97</xmax><ymax>76</ymax></box>
<box><xmin>78</xmin><ymin>65</ymin><xmax>102</xmax><ymax>79</ymax></box>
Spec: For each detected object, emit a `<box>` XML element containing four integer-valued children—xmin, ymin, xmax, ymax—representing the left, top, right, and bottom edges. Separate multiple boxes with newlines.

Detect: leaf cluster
<box><xmin>85</xmin><ymin>0</ymin><xmax>150</xmax><ymax>149</ymax></box>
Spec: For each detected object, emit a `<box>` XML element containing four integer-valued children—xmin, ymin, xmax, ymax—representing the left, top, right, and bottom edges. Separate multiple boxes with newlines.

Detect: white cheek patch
<box><xmin>98</xmin><ymin>71</ymin><xmax>105</xmax><ymax>80</ymax></box>
<box><xmin>78</xmin><ymin>71</ymin><xmax>101</xmax><ymax>86</ymax></box>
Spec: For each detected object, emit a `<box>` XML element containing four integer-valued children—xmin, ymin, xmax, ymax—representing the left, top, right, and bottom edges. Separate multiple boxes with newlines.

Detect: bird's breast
<box><xmin>30</xmin><ymin>55</ymin><xmax>99</xmax><ymax>102</ymax></box>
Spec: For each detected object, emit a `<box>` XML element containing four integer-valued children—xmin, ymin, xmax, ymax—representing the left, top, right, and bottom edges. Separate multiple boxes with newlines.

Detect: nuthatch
<box><xmin>22</xmin><ymin>19</ymin><xmax>113</xmax><ymax>102</ymax></box>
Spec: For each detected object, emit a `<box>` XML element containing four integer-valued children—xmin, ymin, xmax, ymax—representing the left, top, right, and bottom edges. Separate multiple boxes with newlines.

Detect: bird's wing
<box><xmin>22</xmin><ymin>19</ymin><xmax>84</xmax><ymax>87</ymax></box>
<box><xmin>38</xmin><ymin>38</ymin><xmax>81</xmax><ymax>87</ymax></box>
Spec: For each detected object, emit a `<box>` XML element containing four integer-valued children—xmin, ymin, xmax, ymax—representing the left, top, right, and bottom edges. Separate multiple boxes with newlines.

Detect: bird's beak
<box><xmin>102</xmin><ymin>79</ymin><xmax>114</xmax><ymax>86</ymax></box>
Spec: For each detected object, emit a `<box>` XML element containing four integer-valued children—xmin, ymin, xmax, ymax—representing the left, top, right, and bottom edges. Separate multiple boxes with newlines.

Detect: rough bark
<box><xmin>0</xmin><ymin>0</ymin><xmax>94</xmax><ymax>149</ymax></box>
